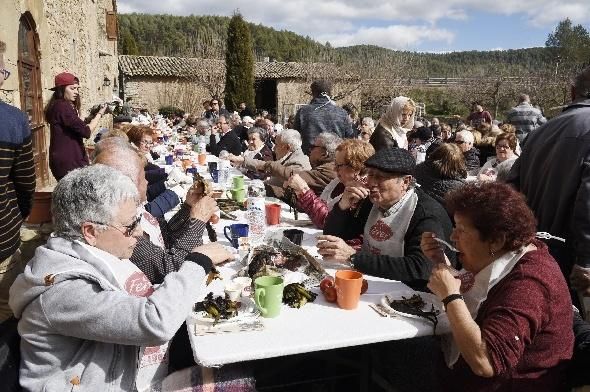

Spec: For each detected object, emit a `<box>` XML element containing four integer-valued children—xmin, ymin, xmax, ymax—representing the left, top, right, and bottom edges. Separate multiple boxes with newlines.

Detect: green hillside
<box><xmin>118</xmin><ymin>13</ymin><xmax>557</xmax><ymax>78</ymax></box>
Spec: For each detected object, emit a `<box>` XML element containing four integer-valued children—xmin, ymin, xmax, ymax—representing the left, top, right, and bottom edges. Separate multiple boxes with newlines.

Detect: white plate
<box><xmin>192</xmin><ymin>296</ymin><xmax>259</xmax><ymax>325</ymax></box>
<box><xmin>380</xmin><ymin>290</ymin><xmax>443</xmax><ymax>320</ymax></box>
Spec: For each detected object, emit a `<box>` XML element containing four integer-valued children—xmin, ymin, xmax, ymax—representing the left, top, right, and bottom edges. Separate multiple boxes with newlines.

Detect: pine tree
<box><xmin>224</xmin><ymin>12</ymin><xmax>255</xmax><ymax>112</ymax></box>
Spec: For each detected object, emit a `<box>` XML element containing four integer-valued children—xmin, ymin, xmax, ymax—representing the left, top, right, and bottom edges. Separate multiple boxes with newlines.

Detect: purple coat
<box><xmin>47</xmin><ymin>100</ymin><xmax>91</xmax><ymax>180</ymax></box>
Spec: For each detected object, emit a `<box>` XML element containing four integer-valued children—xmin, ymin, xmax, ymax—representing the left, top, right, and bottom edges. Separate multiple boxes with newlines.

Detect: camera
<box><xmin>84</xmin><ymin>101</ymin><xmax>120</xmax><ymax>123</ymax></box>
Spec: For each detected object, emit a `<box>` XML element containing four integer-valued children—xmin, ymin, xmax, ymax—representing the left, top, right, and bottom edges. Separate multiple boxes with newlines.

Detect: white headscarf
<box><xmin>378</xmin><ymin>96</ymin><xmax>416</xmax><ymax>149</ymax></box>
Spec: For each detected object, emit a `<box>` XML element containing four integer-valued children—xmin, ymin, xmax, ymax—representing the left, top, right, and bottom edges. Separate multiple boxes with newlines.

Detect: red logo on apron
<box><xmin>369</xmin><ymin>220</ymin><xmax>393</xmax><ymax>242</ymax></box>
<box><xmin>125</xmin><ymin>271</ymin><xmax>155</xmax><ymax>297</ymax></box>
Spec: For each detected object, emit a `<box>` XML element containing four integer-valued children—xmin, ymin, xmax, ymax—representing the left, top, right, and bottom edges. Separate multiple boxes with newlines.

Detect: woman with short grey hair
<box><xmin>10</xmin><ymin>164</ymin><xmax>254</xmax><ymax>391</ymax></box>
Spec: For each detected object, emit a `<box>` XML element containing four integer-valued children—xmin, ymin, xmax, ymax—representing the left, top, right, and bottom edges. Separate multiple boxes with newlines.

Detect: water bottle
<box><xmin>246</xmin><ymin>180</ymin><xmax>266</xmax><ymax>246</ymax></box>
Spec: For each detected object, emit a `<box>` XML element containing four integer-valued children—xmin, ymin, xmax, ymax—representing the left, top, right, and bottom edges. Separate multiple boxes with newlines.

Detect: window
<box><xmin>106</xmin><ymin>11</ymin><xmax>118</xmax><ymax>40</ymax></box>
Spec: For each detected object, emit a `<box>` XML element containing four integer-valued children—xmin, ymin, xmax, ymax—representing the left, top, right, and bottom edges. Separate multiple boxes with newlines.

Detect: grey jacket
<box><xmin>9</xmin><ymin>236</ymin><xmax>204</xmax><ymax>392</ymax></box>
<box><xmin>294</xmin><ymin>96</ymin><xmax>354</xmax><ymax>154</ymax></box>
<box><xmin>244</xmin><ymin>148</ymin><xmax>311</xmax><ymax>188</ymax></box>
<box><xmin>507</xmin><ymin>99</ymin><xmax>590</xmax><ymax>266</ymax></box>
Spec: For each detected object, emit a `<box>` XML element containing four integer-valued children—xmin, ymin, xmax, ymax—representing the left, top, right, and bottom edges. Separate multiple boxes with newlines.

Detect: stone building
<box><xmin>1</xmin><ymin>0</ymin><xmax>119</xmax><ymax>188</ymax></box>
<box><xmin>118</xmin><ymin>55</ymin><xmax>361</xmax><ymax>124</ymax></box>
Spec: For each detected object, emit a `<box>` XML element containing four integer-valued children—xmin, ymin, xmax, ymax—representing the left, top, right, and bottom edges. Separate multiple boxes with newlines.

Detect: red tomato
<box><xmin>208</xmin><ymin>214</ymin><xmax>220</xmax><ymax>224</ymax></box>
<box><xmin>319</xmin><ymin>276</ymin><xmax>335</xmax><ymax>293</ymax></box>
<box><xmin>323</xmin><ymin>286</ymin><xmax>337</xmax><ymax>303</ymax></box>
<box><xmin>360</xmin><ymin>279</ymin><xmax>368</xmax><ymax>295</ymax></box>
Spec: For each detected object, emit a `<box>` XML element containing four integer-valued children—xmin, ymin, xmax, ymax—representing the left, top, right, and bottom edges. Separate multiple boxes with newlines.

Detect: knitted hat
<box><xmin>50</xmin><ymin>72</ymin><xmax>79</xmax><ymax>90</ymax></box>
<box><xmin>365</xmin><ymin>147</ymin><xmax>415</xmax><ymax>175</ymax></box>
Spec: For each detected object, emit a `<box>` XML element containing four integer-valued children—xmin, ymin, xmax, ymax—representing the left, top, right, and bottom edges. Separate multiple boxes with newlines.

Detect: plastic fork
<box><xmin>433</xmin><ymin>237</ymin><xmax>460</xmax><ymax>253</ymax></box>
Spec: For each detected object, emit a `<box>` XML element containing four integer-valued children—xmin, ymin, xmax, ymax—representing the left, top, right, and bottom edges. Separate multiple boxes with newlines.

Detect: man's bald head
<box><xmin>93</xmin><ymin>140</ymin><xmax>147</xmax><ymax>202</ymax></box>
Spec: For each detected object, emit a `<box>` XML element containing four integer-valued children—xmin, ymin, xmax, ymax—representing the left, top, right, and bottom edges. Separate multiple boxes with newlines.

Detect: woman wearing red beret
<box><xmin>44</xmin><ymin>72</ymin><xmax>106</xmax><ymax>180</ymax></box>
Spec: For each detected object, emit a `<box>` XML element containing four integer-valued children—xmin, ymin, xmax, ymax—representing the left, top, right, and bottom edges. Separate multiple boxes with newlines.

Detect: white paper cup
<box><xmin>233</xmin><ymin>277</ymin><xmax>252</xmax><ymax>297</ymax></box>
<box><xmin>224</xmin><ymin>283</ymin><xmax>242</xmax><ymax>302</ymax></box>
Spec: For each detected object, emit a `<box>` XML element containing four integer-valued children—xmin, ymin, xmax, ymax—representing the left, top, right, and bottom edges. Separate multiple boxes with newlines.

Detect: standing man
<box><xmin>294</xmin><ymin>80</ymin><xmax>354</xmax><ymax>154</ymax></box>
<box><xmin>0</xmin><ymin>39</ymin><xmax>36</xmax><ymax>322</ymax></box>
<box><xmin>505</xmin><ymin>94</ymin><xmax>547</xmax><ymax>143</ymax></box>
<box><xmin>507</xmin><ymin>66</ymin><xmax>590</xmax><ymax>305</ymax></box>
<box><xmin>466</xmin><ymin>102</ymin><xmax>492</xmax><ymax>128</ymax></box>
<box><xmin>204</xmin><ymin>97</ymin><xmax>230</xmax><ymax>124</ymax></box>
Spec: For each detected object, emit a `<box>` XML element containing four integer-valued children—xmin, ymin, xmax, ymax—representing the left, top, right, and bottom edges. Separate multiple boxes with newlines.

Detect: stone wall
<box><xmin>1</xmin><ymin>0</ymin><xmax>118</xmax><ymax>187</ymax></box>
<box><xmin>123</xmin><ymin>76</ymin><xmax>215</xmax><ymax>115</ymax></box>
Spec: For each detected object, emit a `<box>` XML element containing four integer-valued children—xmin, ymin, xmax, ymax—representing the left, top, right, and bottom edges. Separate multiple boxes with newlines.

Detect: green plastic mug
<box><xmin>232</xmin><ymin>175</ymin><xmax>245</xmax><ymax>190</ymax></box>
<box><xmin>254</xmin><ymin>276</ymin><xmax>284</xmax><ymax>318</ymax></box>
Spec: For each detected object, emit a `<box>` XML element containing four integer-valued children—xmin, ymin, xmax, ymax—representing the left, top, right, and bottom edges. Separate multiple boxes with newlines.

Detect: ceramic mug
<box><xmin>233</xmin><ymin>277</ymin><xmax>253</xmax><ymax>297</ymax></box>
<box><xmin>224</xmin><ymin>283</ymin><xmax>242</xmax><ymax>302</ymax></box>
<box><xmin>223</xmin><ymin>223</ymin><xmax>249</xmax><ymax>248</ymax></box>
<box><xmin>254</xmin><ymin>276</ymin><xmax>284</xmax><ymax>318</ymax></box>
<box><xmin>233</xmin><ymin>175</ymin><xmax>245</xmax><ymax>190</ymax></box>
<box><xmin>335</xmin><ymin>270</ymin><xmax>363</xmax><ymax>310</ymax></box>
<box><xmin>230</xmin><ymin>188</ymin><xmax>246</xmax><ymax>203</ymax></box>
<box><xmin>265</xmin><ymin>203</ymin><xmax>281</xmax><ymax>225</ymax></box>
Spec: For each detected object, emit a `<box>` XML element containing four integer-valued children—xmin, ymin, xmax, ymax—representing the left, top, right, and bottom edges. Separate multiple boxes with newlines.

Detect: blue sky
<box><xmin>118</xmin><ymin>0</ymin><xmax>590</xmax><ymax>52</ymax></box>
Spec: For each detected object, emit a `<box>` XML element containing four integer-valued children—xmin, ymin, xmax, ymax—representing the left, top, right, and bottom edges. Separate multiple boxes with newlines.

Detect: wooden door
<box><xmin>18</xmin><ymin>13</ymin><xmax>49</xmax><ymax>188</ymax></box>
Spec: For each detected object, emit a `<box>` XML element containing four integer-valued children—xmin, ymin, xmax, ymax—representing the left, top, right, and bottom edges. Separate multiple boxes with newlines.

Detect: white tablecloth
<box><xmin>187</xmin><ymin>198</ymin><xmax>450</xmax><ymax>367</ymax></box>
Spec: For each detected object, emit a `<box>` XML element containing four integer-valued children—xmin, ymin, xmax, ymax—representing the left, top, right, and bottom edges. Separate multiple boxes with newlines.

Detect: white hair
<box><xmin>52</xmin><ymin>164</ymin><xmax>139</xmax><ymax>241</ymax></box>
<box><xmin>315</xmin><ymin>132</ymin><xmax>342</xmax><ymax>160</ymax></box>
<box><xmin>456</xmin><ymin>130</ymin><xmax>475</xmax><ymax>145</ymax></box>
<box><xmin>276</xmin><ymin>129</ymin><xmax>302</xmax><ymax>151</ymax></box>
<box><xmin>361</xmin><ymin>117</ymin><xmax>375</xmax><ymax>130</ymax></box>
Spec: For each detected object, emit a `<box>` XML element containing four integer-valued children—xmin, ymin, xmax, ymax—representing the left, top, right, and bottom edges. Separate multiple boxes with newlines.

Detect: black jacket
<box><xmin>414</xmin><ymin>161</ymin><xmax>466</xmax><ymax>208</ymax></box>
<box><xmin>324</xmin><ymin>188</ymin><xmax>456</xmax><ymax>289</ymax></box>
<box><xmin>209</xmin><ymin>130</ymin><xmax>242</xmax><ymax>157</ymax></box>
<box><xmin>463</xmin><ymin>147</ymin><xmax>481</xmax><ymax>174</ymax></box>
<box><xmin>369</xmin><ymin>123</ymin><xmax>399</xmax><ymax>152</ymax></box>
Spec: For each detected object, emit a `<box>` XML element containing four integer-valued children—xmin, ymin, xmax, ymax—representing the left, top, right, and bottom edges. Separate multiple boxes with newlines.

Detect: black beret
<box><xmin>365</xmin><ymin>147</ymin><xmax>415</xmax><ymax>175</ymax></box>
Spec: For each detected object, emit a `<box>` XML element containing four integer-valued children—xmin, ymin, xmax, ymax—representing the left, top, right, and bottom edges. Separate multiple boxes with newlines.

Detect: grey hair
<box><xmin>247</xmin><ymin>126</ymin><xmax>267</xmax><ymax>141</ymax></box>
<box><xmin>52</xmin><ymin>164</ymin><xmax>139</xmax><ymax>241</ymax></box>
<box><xmin>456</xmin><ymin>130</ymin><xmax>474</xmax><ymax>145</ymax></box>
<box><xmin>315</xmin><ymin>132</ymin><xmax>342</xmax><ymax>160</ymax></box>
<box><xmin>196</xmin><ymin>119</ymin><xmax>210</xmax><ymax>129</ymax></box>
<box><xmin>92</xmin><ymin>140</ymin><xmax>143</xmax><ymax>184</ymax></box>
<box><xmin>276</xmin><ymin>129</ymin><xmax>302</xmax><ymax>151</ymax></box>
<box><xmin>93</xmin><ymin>137</ymin><xmax>134</xmax><ymax>160</ymax></box>
<box><xmin>361</xmin><ymin>117</ymin><xmax>375</xmax><ymax>129</ymax></box>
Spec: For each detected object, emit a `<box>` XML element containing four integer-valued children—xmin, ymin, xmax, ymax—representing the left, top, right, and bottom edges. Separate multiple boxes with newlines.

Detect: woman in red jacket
<box><xmin>285</xmin><ymin>139</ymin><xmax>374</xmax><ymax>229</ymax></box>
<box><xmin>45</xmin><ymin>72</ymin><xmax>105</xmax><ymax>180</ymax></box>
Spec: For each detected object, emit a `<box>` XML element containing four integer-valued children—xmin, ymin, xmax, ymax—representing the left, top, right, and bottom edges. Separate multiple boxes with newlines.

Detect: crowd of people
<box><xmin>2</xmin><ymin>33</ymin><xmax>590</xmax><ymax>390</ymax></box>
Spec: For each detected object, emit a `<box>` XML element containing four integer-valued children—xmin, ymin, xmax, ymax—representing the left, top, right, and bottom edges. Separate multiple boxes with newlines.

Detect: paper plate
<box><xmin>380</xmin><ymin>290</ymin><xmax>443</xmax><ymax>320</ymax></box>
<box><xmin>192</xmin><ymin>297</ymin><xmax>259</xmax><ymax>325</ymax></box>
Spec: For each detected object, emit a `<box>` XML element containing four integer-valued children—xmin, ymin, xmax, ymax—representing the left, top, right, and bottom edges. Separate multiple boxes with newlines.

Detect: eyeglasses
<box><xmin>496</xmin><ymin>144</ymin><xmax>510</xmax><ymax>150</ymax></box>
<box><xmin>455</xmin><ymin>140</ymin><xmax>465</xmax><ymax>145</ymax></box>
<box><xmin>91</xmin><ymin>214</ymin><xmax>142</xmax><ymax>237</ymax></box>
<box><xmin>0</xmin><ymin>69</ymin><xmax>10</xmax><ymax>81</ymax></box>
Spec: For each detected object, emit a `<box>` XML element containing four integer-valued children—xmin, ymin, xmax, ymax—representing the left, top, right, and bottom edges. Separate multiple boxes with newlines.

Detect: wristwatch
<box><xmin>442</xmin><ymin>293</ymin><xmax>464</xmax><ymax>311</ymax></box>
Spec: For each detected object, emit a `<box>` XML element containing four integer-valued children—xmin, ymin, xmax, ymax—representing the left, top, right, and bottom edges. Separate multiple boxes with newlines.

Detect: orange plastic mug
<box><xmin>198</xmin><ymin>153</ymin><xmax>207</xmax><ymax>165</ymax></box>
<box><xmin>335</xmin><ymin>270</ymin><xmax>363</xmax><ymax>310</ymax></box>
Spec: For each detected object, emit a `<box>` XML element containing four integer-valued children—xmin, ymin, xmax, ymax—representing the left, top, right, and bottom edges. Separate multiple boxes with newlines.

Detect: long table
<box><xmin>155</xmin><ymin>153</ymin><xmax>450</xmax><ymax>368</ymax></box>
<box><xmin>187</xmin><ymin>205</ymin><xmax>450</xmax><ymax>368</ymax></box>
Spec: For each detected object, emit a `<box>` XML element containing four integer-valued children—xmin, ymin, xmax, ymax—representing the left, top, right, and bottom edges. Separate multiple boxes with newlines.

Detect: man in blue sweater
<box><xmin>294</xmin><ymin>79</ymin><xmax>354</xmax><ymax>154</ymax></box>
<box><xmin>0</xmin><ymin>39</ymin><xmax>36</xmax><ymax>323</ymax></box>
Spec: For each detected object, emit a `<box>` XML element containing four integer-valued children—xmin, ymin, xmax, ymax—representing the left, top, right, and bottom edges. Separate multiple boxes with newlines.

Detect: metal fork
<box><xmin>433</xmin><ymin>237</ymin><xmax>460</xmax><ymax>253</ymax></box>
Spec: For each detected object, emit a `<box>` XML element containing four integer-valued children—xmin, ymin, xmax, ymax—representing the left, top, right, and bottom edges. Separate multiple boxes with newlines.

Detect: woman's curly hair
<box><xmin>445</xmin><ymin>182</ymin><xmax>537</xmax><ymax>251</ymax></box>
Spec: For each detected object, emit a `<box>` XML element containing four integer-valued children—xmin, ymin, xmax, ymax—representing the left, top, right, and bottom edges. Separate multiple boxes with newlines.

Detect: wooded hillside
<box><xmin>118</xmin><ymin>13</ymin><xmax>557</xmax><ymax>78</ymax></box>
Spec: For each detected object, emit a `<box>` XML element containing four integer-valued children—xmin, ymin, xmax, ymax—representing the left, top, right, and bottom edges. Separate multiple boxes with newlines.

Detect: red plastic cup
<box><xmin>265</xmin><ymin>203</ymin><xmax>281</xmax><ymax>225</ymax></box>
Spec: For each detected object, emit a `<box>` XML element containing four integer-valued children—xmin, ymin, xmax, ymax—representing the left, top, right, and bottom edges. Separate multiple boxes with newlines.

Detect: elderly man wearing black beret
<box><xmin>318</xmin><ymin>147</ymin><xmax>456</xmax><ymax>289</ymax></box>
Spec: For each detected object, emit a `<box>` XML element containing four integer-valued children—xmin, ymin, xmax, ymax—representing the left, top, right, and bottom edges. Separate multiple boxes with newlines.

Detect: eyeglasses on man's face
<box><xmin>91</xmin><ymin>214</ymin><xmax>142</xmax><ymax>237</ymax></box>
<box><xmin>455</xmin><ymin>140</ymin><xmax>466</xmax><ymax>145</ymax></box>
<box><xmin>0</xmin><ymin>69</ymin><xmax>10</xmax><ymax>81</ymax></box>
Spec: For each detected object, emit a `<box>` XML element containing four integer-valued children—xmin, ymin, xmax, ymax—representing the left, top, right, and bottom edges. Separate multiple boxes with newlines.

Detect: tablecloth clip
<box><xmin>535</xmin><ymin>232</ymin><xmax>566</xmax><ymax>243</ymax></box>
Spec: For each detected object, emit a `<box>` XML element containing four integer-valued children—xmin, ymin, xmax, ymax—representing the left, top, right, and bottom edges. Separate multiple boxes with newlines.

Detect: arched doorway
<box><xmin>18</xmin><ymin>12</ymin><xmax>49</xmax><ymax>187</ymax></box>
